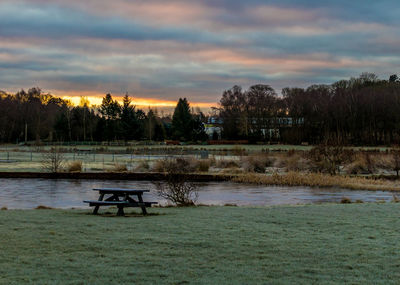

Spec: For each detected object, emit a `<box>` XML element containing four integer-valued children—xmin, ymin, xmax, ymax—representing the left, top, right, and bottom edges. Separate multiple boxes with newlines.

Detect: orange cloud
<box><xmin>57</xmin><ymin>91</ymin><xmax>215</xmax><ymax>109</ymax></box>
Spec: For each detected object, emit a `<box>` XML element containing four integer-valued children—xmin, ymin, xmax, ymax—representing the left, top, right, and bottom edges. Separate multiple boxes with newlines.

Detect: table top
<box><xmin>93</xmin><ymin>188</ymin><xmax>150</xmax><ymax>194</ymax></box>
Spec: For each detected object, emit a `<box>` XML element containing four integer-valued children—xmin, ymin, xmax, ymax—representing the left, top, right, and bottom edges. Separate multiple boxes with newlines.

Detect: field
<box><xmin>0</xmin><ymin>144</ymin><xmax>394</xmax><ymax>173</ymax></box>
<box><xmin>0</xmin><ymin>144</ymin><xmax>301</xmax><ymax>172</ymax></box>
<box><xmin>1</xmin><ymin>204</ymin><xmax>400</xmax><ymax>284</ymax></box>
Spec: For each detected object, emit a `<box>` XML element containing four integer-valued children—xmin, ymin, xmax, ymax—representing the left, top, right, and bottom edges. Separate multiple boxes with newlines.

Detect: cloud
<box><xmin>0</xmin><ymin>0</ymin><xmax>399</xmax><ymax>105</ymax></box>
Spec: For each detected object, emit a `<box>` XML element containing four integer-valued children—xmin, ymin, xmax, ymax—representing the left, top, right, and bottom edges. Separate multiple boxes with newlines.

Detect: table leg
<box><xmin>137</xmin><ymin>194</ymin><xmax>147</xmax><ymax>215</ymax></box>
<box><xmin>117</xmin><ymin>206</ymin><xmax>125</xmax><ymax>216</ymax></box>
<box><xmin>93</xmin><ymin>193</ymin><xmax>104</xmax><ymax>215</ymax></box>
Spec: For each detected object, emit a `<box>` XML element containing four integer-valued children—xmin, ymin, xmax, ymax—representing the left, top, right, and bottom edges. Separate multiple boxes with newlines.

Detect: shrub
<box><xmin>41</xmin><ymin>147</ymin><xmax>65</xmax><ymax>173</ymax></box>
<box><xmin>216</xmin><ymin>159</ymin><xmax>240</xmax><ymax>169</ymax></box>
<box><xmin>232</xmin><ymin>146</ymin><xmax>246</xmax><ymax>156</ymax></box>
<box><xmin>392</xmin><ymin>149</ymin><xmax>400</xmax><ymax>177</ymax></box>
<box><xmin>284</xmin><ymin>154</ymin><xmax>310</xmax><ymax>172</ymax></box>
<box><xmin>340</xmin><ymin>197</ymin><xmax>352</xmax><ymax>204</ymax></box>
<box><xmin>35</xmin><ymin>205</ymin><xmax>53</xmax><ymax>209</ymax></box>
<box><xmin>308</xmin><ymin>138</ymin><xmax>346</xmax><ymax>175</ymax></box>
<box><xmin>197</xmin><ymin>160</ymin><xmax>210</xmax><ymax>172</ymax></box>
<box><xmin>135</xmin><ymin>160</ymin><xmax>150</xmax><ymax>172</ymax></box>
<box><xmin>241</xmin><ymin>154</ymin><xmax>273</xmax><ymax>173</ymax></box>
<box><xmin>114</xmin><ymin>163</ymin><xmax>128</xmax><ymax>172</ymax></box>
<box><xmin>345</xmin><ymin>153</ymin><xmax>376</xmax><ymax>175</ymax></box>
<box><xmin>68</xmin><ymin>161</ymin><xmax>82</xmax><ymax>172</ymax></box>
<box><xmin>152</xmin><ymin>158</ymin><xmax>197</xmax><ymax>173</ymax></box>
<box><xmin>154</xmin><ymin>158</ymin><xmax>198</xmax><ymax>206</ymax></box>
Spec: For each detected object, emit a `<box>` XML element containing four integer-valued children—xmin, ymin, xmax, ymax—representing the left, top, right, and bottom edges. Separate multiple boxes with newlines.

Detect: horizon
<box><xmin>0</xmin><ymin>1</ymin><xmax>399</xmax><ymax>106</ymax></box>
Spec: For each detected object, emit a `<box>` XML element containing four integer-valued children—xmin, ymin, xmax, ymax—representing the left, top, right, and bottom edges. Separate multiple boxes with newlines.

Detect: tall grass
<box><xmin>67</xmin><ymin>161</ymin><xmax>82</xmax><ymax>172</ymax></box>
<box><xmin>233</xmin><ymin>172</ymin><xmax>400</xmax><ymax>191</ymax></box>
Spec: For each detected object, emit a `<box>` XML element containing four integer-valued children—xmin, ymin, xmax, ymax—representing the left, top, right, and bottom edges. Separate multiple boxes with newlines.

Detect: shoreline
<box><xmin>0</xmin><ymin>171</ymin><xmax>399</xmax><ymax>191</ymax></box>
<box><xmin>0</xmin><ymin>171</ymin><xmax>234</xmax><ymax>181</ymax></box>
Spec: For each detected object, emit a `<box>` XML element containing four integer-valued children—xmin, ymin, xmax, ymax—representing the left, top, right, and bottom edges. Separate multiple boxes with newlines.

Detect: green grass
<box><xmin>1</xmin><ymin>204</ymin><xmax>400</xmax><ymax>284</ymax></box>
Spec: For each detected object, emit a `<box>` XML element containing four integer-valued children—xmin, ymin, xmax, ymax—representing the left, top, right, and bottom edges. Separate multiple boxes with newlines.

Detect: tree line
<box><xmin>219</xmin><ymin>73</ymin><xmax>400</xmax><ymax>145</ymax></box>
<box><xmin>1</xmin><ymin>73</ymin><xmax>400</xmax><ymax>145</ymax></box>
<box><xmin>0</xmin><ymin>88</ymin><xmax>206</xmax><ymax>143</ymax></box>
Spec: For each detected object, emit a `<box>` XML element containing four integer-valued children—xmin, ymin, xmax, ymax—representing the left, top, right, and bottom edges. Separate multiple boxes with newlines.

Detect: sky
<box><xmin>0</xmin><ymin>0</ymin><xmax>399</xmax><ymax>108</ymax></box>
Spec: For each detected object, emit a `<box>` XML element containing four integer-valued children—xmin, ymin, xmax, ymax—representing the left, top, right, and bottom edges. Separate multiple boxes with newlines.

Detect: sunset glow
<box><xmin>61</xmin><ymin>95</ymin><xmax>216</xmax><ymax>110</ymax></box>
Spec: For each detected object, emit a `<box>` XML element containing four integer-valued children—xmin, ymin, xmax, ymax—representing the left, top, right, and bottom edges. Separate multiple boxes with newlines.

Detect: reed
<box><xmin>67</xmin><ymin>161</ymin><xmax>82</xmax><ymax>172</ymax></box>
<box><xmin>233</xmin><ymin>171</ymin><xmax>400</xmax><ymax>191</ymax></box>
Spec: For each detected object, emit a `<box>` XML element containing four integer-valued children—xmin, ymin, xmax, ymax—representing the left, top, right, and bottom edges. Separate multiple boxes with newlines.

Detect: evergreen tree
<box><xmin>171</xmin><ymin>98</ymin><xmax>193</xmax><ymax>141</ymax></box>
<box><xmin>120</xmin><ymin>94</ymin><xmax>141</xmax><ymax>140</ymax></box>
<box><xmin>99</xmin><ymin>93</ymin><xmax>120</xmax><ymax>120</ymax></box>
<box><xmin>99</xmin><ymin>93</ymin><xmax>121</xmax><ymax>140</ymax></box>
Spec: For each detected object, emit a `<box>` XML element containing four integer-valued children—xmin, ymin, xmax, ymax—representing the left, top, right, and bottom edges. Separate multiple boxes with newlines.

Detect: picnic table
<box><xmin>83</xmin><ymin>188</ymin><xmax>157</xmax><ymax>216</ymax></box>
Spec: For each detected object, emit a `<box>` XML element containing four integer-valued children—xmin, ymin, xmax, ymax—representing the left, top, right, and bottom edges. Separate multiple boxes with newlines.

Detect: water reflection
<box><xmin>0</xmin><ymin>179</ymin><xmax>395</xmax><ymax>209</ymax></box>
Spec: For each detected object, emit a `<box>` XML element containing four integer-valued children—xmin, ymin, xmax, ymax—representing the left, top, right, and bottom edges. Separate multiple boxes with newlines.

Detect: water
<box><xmin>0</xmin><ymin>179</ymin><xmax>395</xmax><ymax>209</ymax></box>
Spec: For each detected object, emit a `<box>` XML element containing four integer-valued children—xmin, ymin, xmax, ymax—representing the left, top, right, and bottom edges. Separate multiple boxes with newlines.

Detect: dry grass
<box><xmin>197</xmin><ymin>160</ymin><xmax>211</xmax><ymax>172</ymax></box>
<box><xmin>220</xmin><ymin>167</ymin><xmax>245</xmax><ymax>175</ymax></box>
<box><xmin>233</xmin><ymin>171</ymin><xmax>400</xmax><ymax>191</ymax></box>
<box><xmin>152</xmin><ymin>158</ymin><xmax>198</xmax><ymax>173</ymax></box>
<box><xmin>113</xmin><ymin>163</ymin><xmax>128</xmax><ymax>172</ymax></box>
<box><xmin>240</xmin><ymin>154</ymin><xmax>273</xmax><ymax>173</ymax></box>
<box><xmin>135</xmin><ymin>160</ymin><xmax>150</xmax><ymax>172</ymax></box>
<box><xmin>344</xmin><ymin>153</ymin><xmax>374</xmax><ymax>174</ymax></box>
<box><xmin>274</xmin><ymin>152</ymin><xmax>311</xmax><ymax>172</ymax></box>
<box><xmin>67</xmin><ymin>161</ymin><xmax>82</xmax><ymax>172</ymax></box>
<box><xmin>232</xmin><ymin>145</ymin><xmax>247</xmax><ymax>156</ymax></box>
<box><xmin>341</xmin><ymin>197</ymin><xmax>352</xmax><ymax>204</ymax></box>
<box><xmin>216</xmin><ymin>159</ymin><xmax>240</xmax><ymax>169</ymax></box>
<box><xmin>35</xmin><ymin>205</ymin><xmax>53</xmax><ymax>210</ymax></box>
<box><xmin>344</xmin><ymin>153</ymin><xmax>392</xmax><ymax>175</ymax></box>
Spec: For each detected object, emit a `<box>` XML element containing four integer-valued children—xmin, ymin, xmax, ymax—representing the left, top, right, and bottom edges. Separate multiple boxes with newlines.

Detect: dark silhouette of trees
<box><xmin>120</xmin><ymin>94</ymin><xmax>143</xmax><ymax>140</ymax></box>
<box><xmin>171</xmin><ymin>98</ymin><xmax>206</xmax><ymax>141</ymax></box>
<box><xmin>1</xmin><ymin>73</ymin><xmax>400</xmax><ymax>146</ymax></box>
<box><xmin>218</xmin><ymin>73</ymin><xmax>400</xmax><ymax>145</ymax></box>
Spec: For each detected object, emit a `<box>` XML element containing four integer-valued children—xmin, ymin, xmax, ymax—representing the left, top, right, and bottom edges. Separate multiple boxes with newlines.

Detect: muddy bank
<box><xmin>0</xmin><ymin>172</ymin><xmax>234</xmax><ymax>181</ymax></box>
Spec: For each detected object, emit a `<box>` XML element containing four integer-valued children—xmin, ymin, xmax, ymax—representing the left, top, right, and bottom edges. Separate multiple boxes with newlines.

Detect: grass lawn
<box><xmin>1</xmin><ymin>204</ymin><xmax>400</xmax><ymax>284</ymax></box>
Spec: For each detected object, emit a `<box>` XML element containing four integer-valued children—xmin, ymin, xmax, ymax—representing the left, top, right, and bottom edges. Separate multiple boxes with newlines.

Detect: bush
<box><xmin>232</xmin><ymin>146</ymin><xmax>246</xmax><ymax>156</ymax></box>
<box><xmin>114</xmin><ymin>163</ymin><xmax>127</xmax><ymax>172</ymax></box>
<box><xmin>68</xmin><ymin>161</ymin><xmax>82</xmax><ymax>172</ymax></box>
<box><xmin>135</xmin><ymin>160</ymin><xmax>150</xmax><ymax>172</ymax></box>
<box><xmin>216</xmin><ymin>159</ymin><xmax>240</xmax><ymax>169</ymax></box>
<box><xmin>241</xmin><ymin>154</ymin><xmax>272</xmax><ymax>173</ymax></box>
<box><xmin>41</xmin><ymin>147</ymin><xmax>65</xmax><ymax>173</ymax></box>
<box><xmin>308</xmin><ymin>138</ymin><xmax>346</xmax><ymax>175</ymax></box>
<box><xmin>197</xmin><ymin>160</ymin><xmax>210</xmax><ymax>172</ymax></box>
<box><xmin>154</xmin><ymin>158</ymin><xmax>198</xmax><ymax>206</ymax></box>
<box><xmin>392</xmin><ymin>149</ymin><xmax>400</xmax><ymax>177</ymax></box>
<box><xmin>152</xmin><ymin>158</ymin><xmax>197</xmax><ymax>173</ymax></box>
<box><xmin>344</xmin><ymin>153</ymin><xmax>376</xmax><ymax>175</ymax></box>
<box><xmin>340</xmin><ymin>197</ymin><xmax>352</xmax><ymax>204</ymax></box>
<box><xmin>284</xmin><ymin>154</ymin><xmax>310</xmax><ymax>172</ymax></box>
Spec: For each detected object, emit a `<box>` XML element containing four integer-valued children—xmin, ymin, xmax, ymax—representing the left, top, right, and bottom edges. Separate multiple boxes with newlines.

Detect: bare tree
<box><xmin>154</xmin><ymin>158</ymin><xmax>198</xmax><ymax>206</ymax></box>
<box><xmin>392</xmin><ymin>149</ymin><xmax>400</xmax><ymax>178</ymax></box>
<box><xmin>309</xmin><ymin>136</ymin><xmax>347</xmax><ymax>175</ymax></box>
<box><xmin>42</xmin><ymin>147</ymin><xmax>65</xmax><ymax>173</ymax></box>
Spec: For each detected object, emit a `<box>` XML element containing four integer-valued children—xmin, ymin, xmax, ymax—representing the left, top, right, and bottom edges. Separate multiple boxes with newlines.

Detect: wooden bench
<box><xmin>83</xmin><ymin>188</ymin><xmax>157</xmax><ymax>216</ymax></box>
